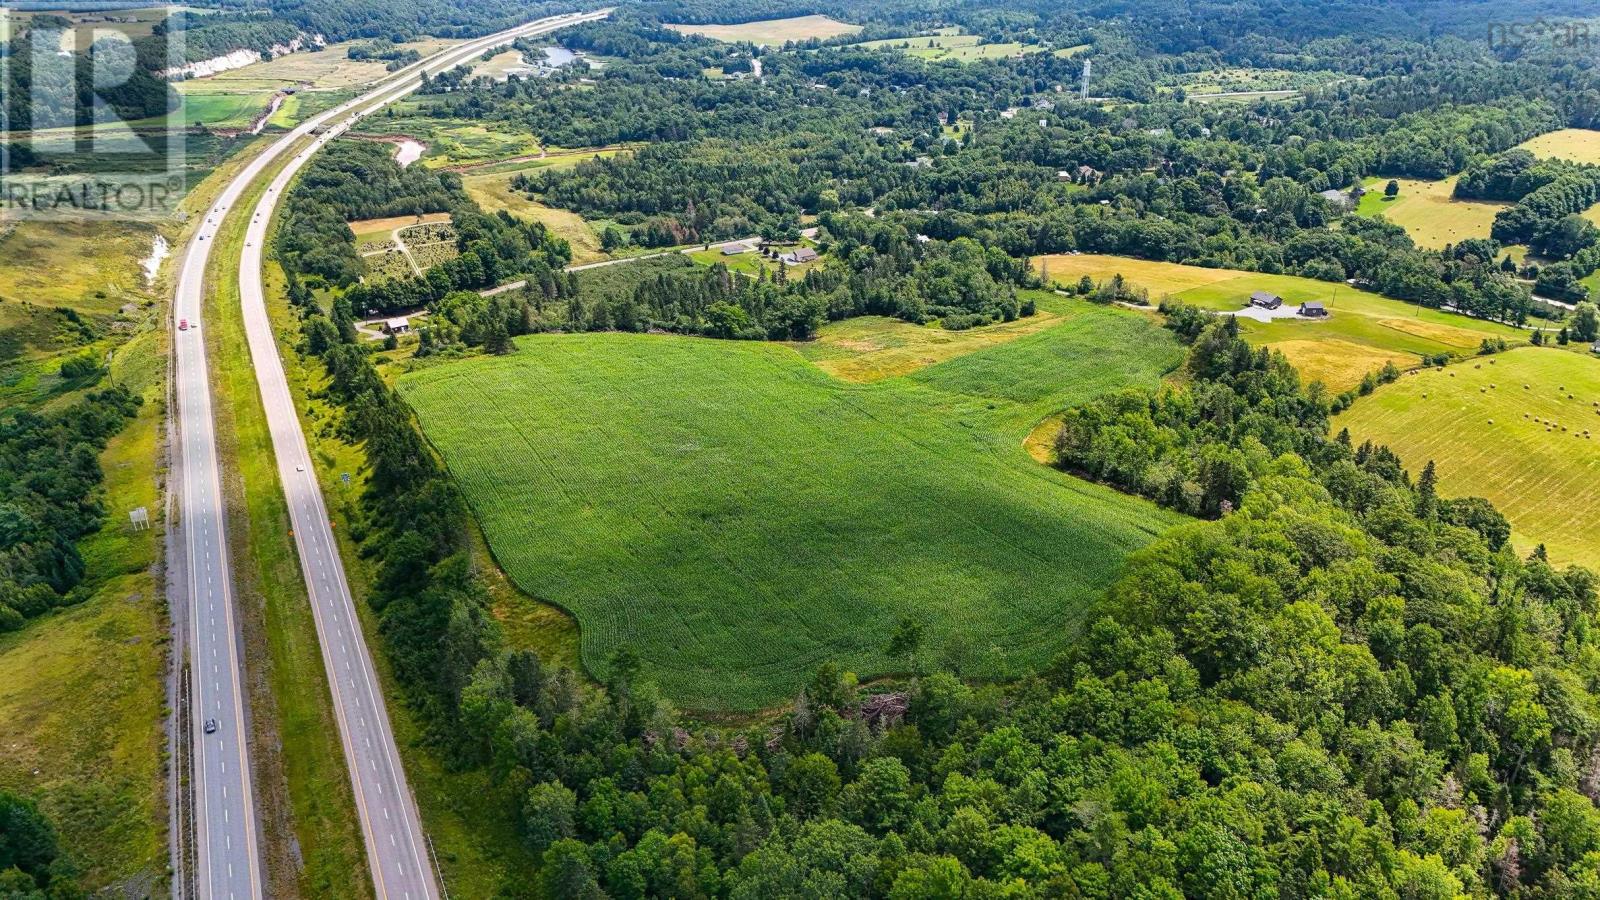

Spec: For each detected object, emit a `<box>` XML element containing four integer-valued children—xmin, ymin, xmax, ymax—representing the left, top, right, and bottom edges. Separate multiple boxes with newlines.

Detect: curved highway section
<box><xmin>172</xmin><ymin>11</ymin><xmax>608</xmax><ymax>899</ymax></box>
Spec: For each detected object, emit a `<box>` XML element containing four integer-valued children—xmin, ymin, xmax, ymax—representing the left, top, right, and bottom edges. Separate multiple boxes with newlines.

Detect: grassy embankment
<box><xmin>0</xmin><ymin>323</ymin><xmax>169</xmax><ymax>894</ymax></box>
<box><xmin>0</xmin><ymin>133</ymin><xmax>278</xmax><ymax>892</ymax></box>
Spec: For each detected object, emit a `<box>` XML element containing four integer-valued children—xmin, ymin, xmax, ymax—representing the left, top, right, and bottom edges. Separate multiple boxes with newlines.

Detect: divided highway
<box><xmin>172</xmin><ymin>11</ymin><xmax>608</xmax><ymax>899</ymax></box>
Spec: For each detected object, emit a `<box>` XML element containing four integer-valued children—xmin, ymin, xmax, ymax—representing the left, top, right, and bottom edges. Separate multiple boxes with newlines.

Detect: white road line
<box><xmin>218</xmin><ymin>12</ymin><xmax>610</xmax><ymax>900</ymax></box>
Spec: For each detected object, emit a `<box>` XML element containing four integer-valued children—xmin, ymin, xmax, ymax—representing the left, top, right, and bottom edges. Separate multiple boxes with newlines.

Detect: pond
<box><xmin>393</xmin><ymin>139</ymin><xmax>426</xmax><ymax>168</ymax></box>
<box><xmin>542</xmin><ymin>46</ymin><xmax>578</xmax><ymax>67</ymax></box>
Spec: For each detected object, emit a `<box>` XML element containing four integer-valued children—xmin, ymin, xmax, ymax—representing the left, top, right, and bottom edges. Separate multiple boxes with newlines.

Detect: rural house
<box><xmin>383</xmin><ymin>316</ymin><xmax>410</xmax><ymax>335</ymax></box>
<box><xmin>1299</xmin><ymin>301</ymin><xmax>1328</xmax><ymax>318</ymax></box>
<box><xmin>1318</xmin><ymin>188</ymin><xmax>1355</xmax><ymax>209</ymax></box>
<box><xmin>783</xmin><ymin>247</ymin><xmax>819</xmax><ymax>265</ymax></box>
<box><xmin>1249</xmin><ymin>290</ymin><xmax>1283</xmax><ymax>310</ymax></box>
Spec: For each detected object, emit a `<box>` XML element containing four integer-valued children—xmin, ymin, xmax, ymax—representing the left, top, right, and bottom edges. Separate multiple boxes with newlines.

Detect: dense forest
<box><xmin>509</xmin><ymin>216</ymin><xmax>1030</xmax><ymax>340</ymax></box>
<box><xmin>0</xmin><ymin>385</ymin><xmax>140</xmax><ymax>632</ymax></box>
<box><xmin>408</xmin><ymin>10</ymin><xmax>1600</xmax><ymax>319</ymax></box>
<box><xmin>0</xmin><ymin>790</ymin><xmax>82</xmax><ymax>898</ymax></box>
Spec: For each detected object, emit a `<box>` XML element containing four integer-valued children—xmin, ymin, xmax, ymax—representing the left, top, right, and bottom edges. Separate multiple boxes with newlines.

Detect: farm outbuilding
<box><xmin>1299</xmin><ymin>301</ymin><xmax>1328</xmax><ymax>318</ymax></box>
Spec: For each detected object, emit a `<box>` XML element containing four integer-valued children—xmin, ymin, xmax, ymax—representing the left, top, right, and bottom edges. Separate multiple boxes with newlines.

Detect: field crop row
<box><xmin>399</xmin><ymin>306</ymin><xmax>1185</xmax><ymax>709</ymax></box>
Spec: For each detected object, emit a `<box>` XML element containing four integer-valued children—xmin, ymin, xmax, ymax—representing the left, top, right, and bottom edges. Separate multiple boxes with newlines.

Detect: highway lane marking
<box><xmin>218</xmin><ymin>16</ymin><xmax>606</xmax><ymax>898</ymax></box>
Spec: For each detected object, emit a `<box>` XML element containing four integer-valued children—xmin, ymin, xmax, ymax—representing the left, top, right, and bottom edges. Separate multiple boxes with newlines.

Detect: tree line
<box><xmin>0</xmin><ymin>385</ymin><xmax>140</xmax><ymax>632</ymax></box>
<box><xmin>288</xmin><ymin>255</ymin><xmax>1600</xmax><ymax>894</ymax></box>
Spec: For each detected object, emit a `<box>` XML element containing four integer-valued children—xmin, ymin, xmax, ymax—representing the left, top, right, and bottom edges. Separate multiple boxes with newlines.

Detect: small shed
<box><xmin>1249</xmin><ymin>290</ymin><xmax>1283</xmax><ymax>310</ymax></box>
<box><xmin>1299</xmin><ymin>301</ymin><xmax>1328</xmax><ymax>318</ymax></box>
<box><xmin>383</xmin><ymin>317</ymin><xmax>410</xmax><ymax>335</ymax></box>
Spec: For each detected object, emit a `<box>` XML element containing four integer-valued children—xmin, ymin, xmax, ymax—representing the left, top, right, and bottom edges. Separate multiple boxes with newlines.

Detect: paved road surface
<box><xmin>173</xmin><ymin>11</ymin><xmax>606</xmax><ymax>899</ymax></box>
<box><xmin>235</xmin><ymin>10</ymin><xmax>610</xmax><ymax>899</ymax></box>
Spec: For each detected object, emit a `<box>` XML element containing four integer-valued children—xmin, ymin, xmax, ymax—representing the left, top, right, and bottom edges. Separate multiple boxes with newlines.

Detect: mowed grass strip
<box><xmin>1035</xmin><ymin>254</ymin><xmax>1524</xmax><ymax>391</ymax></box>
<box><xmin>399</xmin><ymin>316</ymin><xmax>1185</xmax><ymax>710</ymax></box>
<box><xmin>1336</xmin><ymin>347</ymin><xmax>1600</xmax><ymax>569</ymax></box>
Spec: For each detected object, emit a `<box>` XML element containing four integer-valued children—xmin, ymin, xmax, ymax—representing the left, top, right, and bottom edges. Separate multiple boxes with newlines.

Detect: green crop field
<box><xmin>171</xmin><ymin>87</ymin><xmax>273</xmax><ymax>129</ymax></box>
<box><xmin>399</xmin><ymin>304</ymin><xmax>1186</xmax><ymax>709</ymax></box>
<box><xmin>1035</xmin><ymin>254</ymin><xmax>1524</xmax><ymax>391</ymax></box>
<box><xmin>1355</xmin><ymin>176</ymin><xmax>1509</xmax><ymax>250</ymax></box>
<box><xmin>1336</xmin><ymin>347</ymin><xmax>1600</xmax><ymax>569</ymax></box>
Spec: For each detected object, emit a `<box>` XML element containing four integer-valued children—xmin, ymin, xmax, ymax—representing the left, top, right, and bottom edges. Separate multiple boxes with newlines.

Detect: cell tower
<box><xmin>1080</xmin><ymin>59</ymin><xmax>1092</xmax><ymax>100</ymax></box>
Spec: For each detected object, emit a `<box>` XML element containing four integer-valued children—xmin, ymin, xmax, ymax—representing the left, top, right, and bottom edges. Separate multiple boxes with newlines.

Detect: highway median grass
<box><xmin>398</xmin><ymin>303</ymin><xmax>1188</xmax><ymax>711</ymax></box>
<box><xmin>202</xmin><ymin>141</ymin><xmax>371</xmax><ymax>900</ymax></box>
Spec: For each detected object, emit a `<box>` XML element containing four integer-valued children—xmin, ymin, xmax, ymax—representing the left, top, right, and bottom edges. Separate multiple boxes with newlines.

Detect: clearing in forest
<box><xmin>398</xmin><ymin>303</ymin><xmax>1186</xmax><ymax>709</ymax></box>
<box><xmin>849</xmin><ymin>31</ymin><xmax>1054</xmax><ymax>62</ymax></box>
<box><xmin>1515</xmin><ymin>128</ymin><xmax>1600</xmax><ymax>165</ymax></box>
<box><xmin>1336</xmin><ymin>347</ymin><xmax>1600</xmax><ymax>569</ymax></box>
<box><xmin>1035</xmin><ymin>254</ymin><xmax>1524</xmax><ymax>391</ymax></box>
<box><xmin>1355</xmin><ymin>176</ymin><xmax>1509</xmax><ymax>250</ymax></box>
<box><xmin>665</xmin><ymin>15</ymin><xmax>861</xmax><ymax>44</ymax></box>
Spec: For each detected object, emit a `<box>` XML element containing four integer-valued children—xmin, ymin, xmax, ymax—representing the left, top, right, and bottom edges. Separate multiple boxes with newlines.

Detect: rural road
<box><xmin>172</xmin><ymin>10</ymin><xmax>607</xmax><ymax>899</ymax></box>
